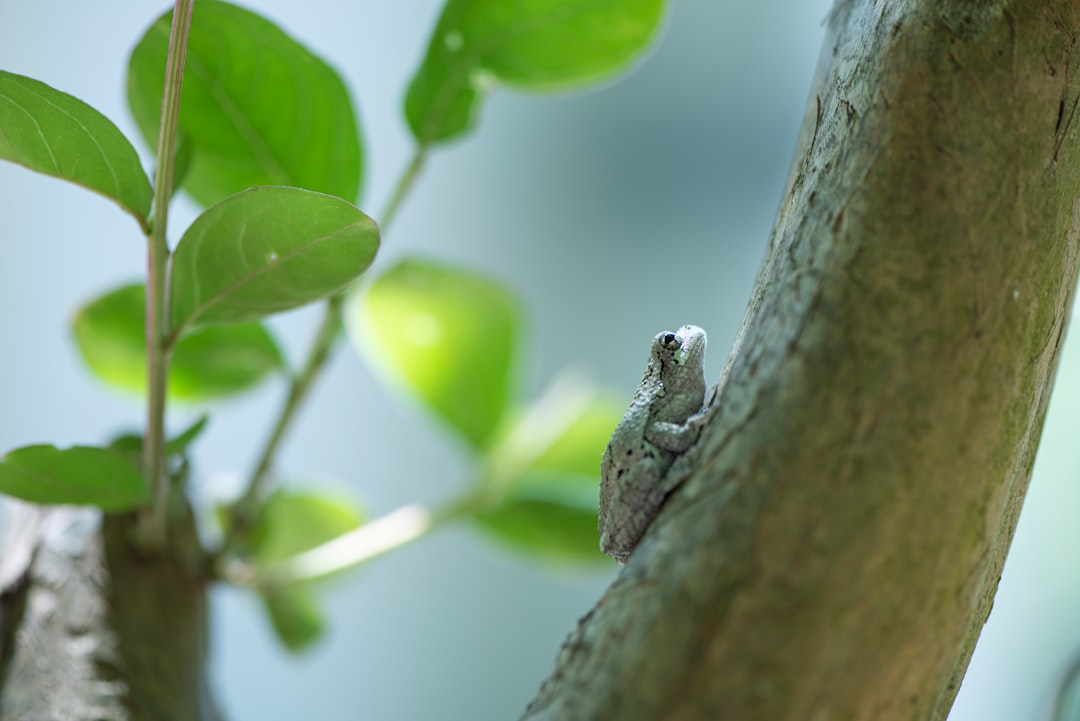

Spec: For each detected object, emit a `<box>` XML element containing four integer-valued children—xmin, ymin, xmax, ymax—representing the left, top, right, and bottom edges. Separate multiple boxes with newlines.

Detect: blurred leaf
<box><xmin>406</xmin><ymin>0</ymin><xmax>666</xmax><ymax>144</ymax></box>
<box><xmin>169</xmin><ymin>186</ymin><xmax>379</xmax><ymax>331</ymax></box>
<box><xmin>107</xmin><ymin>433</ymin><xmax>145</xmax><ymax>462</ymax></box>
<box><xmin>249</xmin><ymin>489</ymin><xmax>365</xmax><ymax>565</ymax></box>
<box><xmin>531</xmin><ymin>399</ymin><xmax>622</xmax><ymax>475</ymax></box>
<box><xmin>170</xmin><ymin>325</ymin><xmax>285</xmax><ymax>398</ymax></box>
<box><xmin>0</xmin><ymin>445</ymin><xmax>147</xmax><ymax>511</ymax></box>
<box><xmin>470</xmin><ymin>393</ymin><xmax>618</xmax><ymax>563</ymax></box>
<box><xmin>0</xmin><ymin>70</ymin><xmax>151</xmax><ymax>224</ymax></box>
<box><xmin>471</xmin><ymin>470</ymin><xmax>604</xmax><ymax>563</ymax></box>
<box><xmin>261</xmin><ymin>586</ymin><xmax>325</xmax><ymax>653</ymax></box>
<box><xmin>349</xmin><ymin>258</ymin><xmax>519</xmax><ymax>451</ymax></box>
<box><xmin>128</xmin><ymin>0</ymin><xmax>362</xmax><ymax>206</ymax></box>
<box><xmin>108</xmin><ymin>416</ymin><xmax>209</xmax><ymax>461</ymax></box>
<box><xmin>166</xmin><ymin>415</ymin><xmax>210</xmax><ymax>455</ymax></box>
<box><xmin>72</xmin><ymin>283</ymin><xmax>285</xmax><ymax>400</ymax></box>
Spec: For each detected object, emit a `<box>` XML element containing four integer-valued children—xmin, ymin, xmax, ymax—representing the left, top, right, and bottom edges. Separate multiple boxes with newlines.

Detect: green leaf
<box><xmin>471</xmin><ymin>395</ymin><xmax>619</xmax><ymax>563</ymax></box>
<box><xmin>108</xmin><ymin>416</ymin><xmax>209</xmax><ymax>461</ymax></box>
<box><xmin>238</xmin><ymin>489</ymin><xmax>364</xmax><ymax>652</ymax></box>
<box><xmin>72</xmin><ymin>284</ymin><xmax>285</xmax><ymax>401</ymax></box>
<box><xmin>472</xmin><ymin>470</ymin><xmax>605</xmax><ymax>564</ymax></box>
<box><xmin>165</xmin><ymin>415</ymin><xmax>210</xmax><ymax>456</ymax></box>
<box><xmin>348</xmin><ymin>258</ymin><xmax>520</xmax><ymax>450</ymax></box>
<box><xmin>249</xmin><ymin>489</ymin><xmax>366</xmax><ymax>565</ymax></box>
<box><xmin>0</xmin><ymin>445</ymin><xmax>147</xmax><ymax>511</ymax></box>
<box><xmin>169</xmin><ymin>187</ymin><xmax>379</xmax><ymax>331</ymax></box>
<box><xmin>261</xmin><ymin>586</ymin><xmax>326</xmax><ymax>653</ymax></box>
<box><xmin>406</xmin><ymin>0</ymin><xmax>666</xmax><ymax>144</ymax></box>
<box><xmin>0</xmin><ymin>70</ymin><xmax>152</xmax><ymax>224</ymax></box>
<box><xmin>530</xmin><ymin>399</ymin><xmax>623</xmax><ymax>476</ymax></box>
<box><xmin>128</xmin><ymin>0</ymin><xmax>363</xmax><ymax>206</ymax></box>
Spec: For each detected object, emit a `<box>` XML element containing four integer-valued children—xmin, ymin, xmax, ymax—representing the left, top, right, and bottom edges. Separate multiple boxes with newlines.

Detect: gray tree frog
<box><xmin>599</xmin><ymin>325</ymin><xmax>711</xmax><ymax>564</ymax></box>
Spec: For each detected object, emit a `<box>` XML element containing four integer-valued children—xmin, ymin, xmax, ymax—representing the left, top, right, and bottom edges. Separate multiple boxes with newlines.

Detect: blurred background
<box><xmin>1</xmin><ymin>1</ymin><xmax>1078</xmax><ymax>719</ymax></box>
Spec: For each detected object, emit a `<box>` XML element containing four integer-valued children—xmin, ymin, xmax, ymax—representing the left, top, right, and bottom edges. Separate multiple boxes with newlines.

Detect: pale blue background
<box><xmin>1</xmin><ymin>1</ymin><xmax>1077</xmax><ymax>719</ymax></box>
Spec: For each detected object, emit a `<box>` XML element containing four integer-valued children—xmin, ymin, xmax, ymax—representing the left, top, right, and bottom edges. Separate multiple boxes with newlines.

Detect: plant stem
<box><xmin>222</xmin><ymin>146</ymin><xmax>430</xmax><ymax>549</ymax></box>
<box><xmin>229</xmin><ymin>492</ymin><xmax>481</xmax><ymax>588</ymax></box>
<box><xmin>142</xmin><ymin>0</ymin><xmax>193</xmax><ymax>545</ymax></box>
<box><xmin>229</xmin><ymin>293</ymin><xmax>344</xmax><ymax>532</ymax></box>
<box><xmin>380</xmin><ymin>146</ymin><xmax>426</xmax><ymax>234</ymax></box>
<box><xmin>223</xmin><ymin>373</ymin><xmax>595</xmax><ymax>586</ymax></box>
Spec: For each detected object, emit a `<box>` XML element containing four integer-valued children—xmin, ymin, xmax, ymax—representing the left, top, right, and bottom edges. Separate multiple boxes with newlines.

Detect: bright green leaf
<box><xmin>471</xmin><ymin>470</ymin><xmax>605</xmax><ymax>564</ymax></box>
<box><xmin>0</xmin><ymin>445</ymin><xmax>147</xmax><ymax>511</ymax></box>
<box><xmin>261</xmin><ymin>586</ymin><xmax>325</xmax><ymax>653</ymax></box>
<box><xmin>0</xmin><ymin>70</ymin><xmax>151</xmax><ymax>224</ymax></box>
<box><xmin>249</xmin><ymin>489</ymin><xmax>365</xmax><ymax>566</ymax></box>
<box><xmin>128</xmin><ymin>0</ymin><xmax>363</xmax><ymax>206</ymax></box>
<box><xmin>169</xmin><ymin>187</ymin><xmax>379</xmax><ymax>331</ymax></box>
<box><xmin>531</xmin><ymin>399</ymin><xmax>623</xmax><ymax>476</ymax></box>
<box><xmin>406</xmin><ymin>0</ymin><xmax>666</xmax><ymax>144</ymax></box>
<box><xmin>349</xmin><ymin>258</ymin><xmax>520</xmax><ymax>450</ymax></box>
<box><xmin>472</xmin><ymin>394</ymin><xmax>618</xmax><ymax>563</ymax></box>
<box><xmin>72</xmin><ymin>284</ymin><xmax>285</xmax><ymax>400</ymax></box>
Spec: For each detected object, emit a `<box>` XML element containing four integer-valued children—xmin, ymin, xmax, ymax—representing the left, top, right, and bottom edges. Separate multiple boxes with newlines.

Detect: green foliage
<box><xmin>73</xmin><ymin>284</ymin><xmax>284</xmax><ymax>401</ymax></box>
<box><xmin>247</xmin><ymin>489</ymin><xmax>366</xmax><ymax>652</ymax></box>
<box><xmin>0</xmin><ymin>71</ymin><xmax>152</xmax><ymax>225</ymax></box>
<box><xmin>0</xmin><ymin>445</ymin><xmax>147</xmax><ymax>511</ymax></box>
<box><xmin>249</xmin><ymin>489</ymin><xmax>366</xmax><ymax>565</ymax></box>
<box><xmin>406</xmin><ymin>0</ymin><xmax>666</xmax><ymax>144</ymax></box>
<box><xmin>262</xmin><ymin>587</ymin><xmax>325</xmax><ymax>653</ymax></box>
<box><xmin>353</xmin><ymin>256</ymin><xmax>616</xmax><ymax>561</ymax></box>
<box><xmin>473</xmin><ymin>398</ymin><xmax>621</xmax><ymax>563</ymax></box>
<box><xmin>350</xmin><ymin>258</ymin><xmax>519</xmax><ymax>451</ymax></box>
<box><xmin>0</xmin><ymin>0</ymin><xmax>676</xmax><ymax>649</ymax></box>
<box><xmin>128</xmin><ymin>0</ymin><xmax>363</xmax><ymax>206</ymax></box>
<box><xmin>169</xmin><ymin>186</ymin><xmax>379</xmax><ymax>332</ymax></box>
<box><xmin>471</xmin><ymin>470</ymin><xmax>604</xmax><ymax>562</ymax></box>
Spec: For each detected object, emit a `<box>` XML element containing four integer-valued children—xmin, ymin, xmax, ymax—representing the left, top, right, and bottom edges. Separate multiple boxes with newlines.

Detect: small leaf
<box><xmin>349</xmin><ymin>258</ymin><xmax>520</xmax><ymax>451</ymax></box>
<box><xmin>169</xmin><ymin>187</ymin><xmax>379</xmax><ymax>331</ymax></box>
<box><xmin>261</xmin><ymin>586</ymin><xmax>325</xmax><ymax>653</ymax></box>
<box><xmin>0</xmin><ymin>70</ymin><xmax>152</xmax><ymax>224</ymax></box>
<box><xmin>471</xmin><ymin>395</ymin><xmax>620</xmax><ymax>563</ymax></box>
<box><xmin>406</xmin><ymin>0</ymin><xmax>666</xmax><ymax>144</ymax></box>
<box><xmin>531</xmin><ymin>400</ymin><xmax>623</xmax><ymax>476</ymax></box>
<box><xmin>128</xmin><ymin>0</ymin><xmax>363</xmax><ymax>206</ymax></box>
<box><xmin>165</xmin><ymin>415</ymin><xmax>210</xmax><ymax>456</ymax></box>
<box><xmin>249</xmin><ymin>489</ymin><xmax>365</xmax><ymax>565</ymax></box>
<box><xmin>108</xmin><ymin>416</ymin><xmax>209</xmax><ymax>461</ymax></box>
<box><xmin>471</xmin><ymin>470</ymin><xmax>605</xmax><ymax>564</ymax></box>
<box><xmin>107</xmin><ymin>433</ymin><xmax>145</xmax><ymax>462</ymax></box>
<box><xmin>72</xmin><ymin>284</ymin><xmax>285</xmax><ymax>400</ymax></box>
<box><xmin>0</xmin><ymin>445</ymin><xmax>147</xmax><ymax>511</ymax></box>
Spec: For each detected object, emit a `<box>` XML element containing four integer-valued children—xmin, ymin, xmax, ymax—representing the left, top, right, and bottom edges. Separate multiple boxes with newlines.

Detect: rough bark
<box><xmin>524</xmin><ymin>2</ymin><xmax>1080</xmax><ymax>720</ymax></box>
<box><xmin>0</xmin><ymin>500</ymin><xmax>218</xmax><ymax>721</ymax></box>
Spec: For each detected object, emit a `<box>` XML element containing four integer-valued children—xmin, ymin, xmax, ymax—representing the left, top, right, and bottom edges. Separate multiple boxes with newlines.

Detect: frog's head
<box><xmin>653</xmin><ymin>324</ymin><xmax>707</xmax><ymax>373</ymax></box>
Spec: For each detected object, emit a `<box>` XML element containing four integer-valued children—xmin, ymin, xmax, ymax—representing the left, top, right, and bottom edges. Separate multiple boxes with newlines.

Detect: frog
<box><xmin>599</xmin><ymin>325</ymin><xmax>711</xmax><ymax>564</ymax></box>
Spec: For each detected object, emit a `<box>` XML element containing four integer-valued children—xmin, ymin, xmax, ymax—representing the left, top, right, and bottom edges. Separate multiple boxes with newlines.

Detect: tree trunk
<box><xmin>523</xmin><ymin>1</ymin><xmax>1080</xmax><ymax>720</ymax></box>
<box><xmin>0</xmin><ymin>501</ymin><xmax>218</xmax><ymax>721</ymax></box>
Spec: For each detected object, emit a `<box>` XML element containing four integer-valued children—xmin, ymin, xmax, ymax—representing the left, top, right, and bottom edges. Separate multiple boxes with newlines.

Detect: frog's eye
<box><xmin>661</xmin><ymin>332</ymin><xmax>680</xmax><ymax>349</ymax></box>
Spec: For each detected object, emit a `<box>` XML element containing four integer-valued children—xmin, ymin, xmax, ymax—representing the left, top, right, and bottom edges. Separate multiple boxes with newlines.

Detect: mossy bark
<box><xmin>524</xmin><ymin>2</ymin><xmax>1080</xmax><ymax>719</ymax></box>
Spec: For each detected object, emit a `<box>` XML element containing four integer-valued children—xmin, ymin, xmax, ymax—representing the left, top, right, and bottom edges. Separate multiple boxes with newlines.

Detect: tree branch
<box><xmin>0</xmin><ymin>502</ymin><xmax>218</xmax><ymax>721</ymax></box>
<box><xmin>523</xmin><ymin>2</ymin><xmax>1080</xmax><ymax>719</ymax></box>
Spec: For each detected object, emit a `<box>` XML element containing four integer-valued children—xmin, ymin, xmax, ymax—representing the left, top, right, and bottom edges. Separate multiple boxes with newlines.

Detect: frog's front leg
<box><xmin>645</xmin><ymin>407</ymin><xmax>711</xmax><ymax>454</ymax></box>
<box><xmin>599</xmin><ymin>450</ymin><xmax>670</xmax><ymax>564</ymax></box>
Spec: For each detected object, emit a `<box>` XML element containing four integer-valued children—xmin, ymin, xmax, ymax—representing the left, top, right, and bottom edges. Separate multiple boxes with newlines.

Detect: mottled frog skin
<box><xmin>599</xmin><ymin>325</ymin><xmax>709</xmax><ymax>564</ymax></box>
